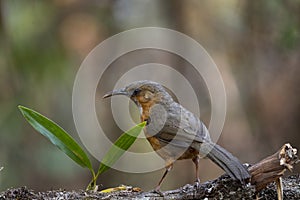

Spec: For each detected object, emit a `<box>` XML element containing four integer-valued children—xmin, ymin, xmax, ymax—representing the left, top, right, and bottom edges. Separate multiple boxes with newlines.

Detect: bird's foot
<box><xmin>149</xmin><ymin>187</ymin><xmax>164</xmax><ymax>197</ymax></box>
<box><xmin>193</xmin><ymin>178</ymin><xmax>201</xmax><ymax>190</ymax></box>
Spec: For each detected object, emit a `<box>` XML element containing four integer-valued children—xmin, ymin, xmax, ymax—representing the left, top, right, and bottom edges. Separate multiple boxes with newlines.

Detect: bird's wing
<box><xmin>153</xmin><ymin>103</ymin><xmax>211</xmax><ymax>148</ymax></box>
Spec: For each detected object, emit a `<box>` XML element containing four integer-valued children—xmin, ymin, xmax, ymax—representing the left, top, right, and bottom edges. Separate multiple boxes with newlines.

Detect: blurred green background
<box><xmin>0</xmin><ymin>0</ymin><xmax>299</xmax><ymax>192</ymax></box>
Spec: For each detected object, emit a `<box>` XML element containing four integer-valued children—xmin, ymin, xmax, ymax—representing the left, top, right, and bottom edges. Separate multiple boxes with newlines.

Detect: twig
<box><xmin>249</xmin><ymin>143</ymin><xmax>299</xmax><ymax>199</ymax></box>
<box><xmin>276</xmin><ymin>177</ymin><xmax>283</xmax><ymax>200</ymax></box>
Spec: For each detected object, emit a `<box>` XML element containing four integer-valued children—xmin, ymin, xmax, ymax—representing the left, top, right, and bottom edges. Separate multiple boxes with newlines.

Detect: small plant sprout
<box><xmin>18</xmin><ymin>105</ymin><xmax>146</xmax><ymax>190</ymax></box>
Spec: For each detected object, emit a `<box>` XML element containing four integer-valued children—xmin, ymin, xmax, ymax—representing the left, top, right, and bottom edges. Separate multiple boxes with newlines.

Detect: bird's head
<box><xmin>103</xmin><ymin>80</ymin><xmax>173</xmax><ymax>109</ymax></box>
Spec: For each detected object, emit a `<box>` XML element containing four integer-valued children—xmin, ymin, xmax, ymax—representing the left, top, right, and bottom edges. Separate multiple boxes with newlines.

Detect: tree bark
<box><xmin>0</xmin><ymin>143</ymin><xmax>299</xmax><ymax>199</ymax></box>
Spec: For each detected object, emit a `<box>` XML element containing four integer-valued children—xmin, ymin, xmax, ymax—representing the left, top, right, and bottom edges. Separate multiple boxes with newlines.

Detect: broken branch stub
<box><xmin>249</xmin><ymin>143</ymin><xmax>299</xmax><ymax>191</ymax></box>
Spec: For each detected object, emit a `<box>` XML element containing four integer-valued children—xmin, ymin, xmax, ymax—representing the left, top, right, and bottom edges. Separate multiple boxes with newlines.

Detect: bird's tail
<box><xmin>202</xmin><ymin>142</ymin><xmax>250</xmax><ymax>183</ymax></box>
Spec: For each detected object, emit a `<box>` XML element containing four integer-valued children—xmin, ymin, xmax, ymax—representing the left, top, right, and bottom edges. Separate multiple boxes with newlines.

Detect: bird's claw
<box><xmin>194</xmin><ymin>178</ymin><xmax>201</xmax><ymax>190</ymax></box>
<box><xmin>149</xmin><ymin>187</ymin><xmax>164</xmax><ymax>196</ymax></box>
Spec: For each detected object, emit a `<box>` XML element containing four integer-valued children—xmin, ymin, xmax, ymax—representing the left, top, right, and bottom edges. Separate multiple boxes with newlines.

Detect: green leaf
<box><xmin>18</xmin><ymin>105</ymin><xmax>93</xmax><ymax>171</ymax></box>
<box><xmin>97</xmin><ymin>121</ymin><xmax>146</xmax><ymax>175</ymax></box>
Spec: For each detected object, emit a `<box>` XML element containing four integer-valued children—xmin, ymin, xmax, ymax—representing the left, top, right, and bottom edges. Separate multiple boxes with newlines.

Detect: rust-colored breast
<box><xmin>146</xmin><ymin>136</ymin><xmax>162</xmax><ymax>151</ymax></box>
<box><xmin>138</xmin><ymin>96</ymin><xmax>198</xmax><ymax>161</ymax></box>
<box><xmin>139</xmin><ymin>100</ymin><xmax>154</xmax><ymax>122</ymax></box>
<box><xmin>139</xmin><ymin>99</ymin><xmax>163</xmax><ymax>151</ymax></box>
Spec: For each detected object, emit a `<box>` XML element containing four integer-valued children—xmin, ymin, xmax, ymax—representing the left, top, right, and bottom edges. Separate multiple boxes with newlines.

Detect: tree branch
<box><xmin>0</xmin><ymin>143</ymin><xmax>299</xmax><ymax>199</ymax></box>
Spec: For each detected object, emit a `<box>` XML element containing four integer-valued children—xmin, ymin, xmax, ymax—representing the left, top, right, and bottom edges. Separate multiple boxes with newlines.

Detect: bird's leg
<box><xmin>192</xmin><ymin>155</ymin><xmax>201</xmax><ymax>190</ymax></box>
<box><xmin>154</xmin><ymin>163</ymin><xmax>173</xmax><ymax>194</ymax></box>
<box><xmin>192</xmin><ymin>155</ymin><xmax>200</xmax><ymax>183</ymax></box>
<box><xmin>156</xmin><ymin>165</ymin><xmax>172</xmax><ymax>191</ymax></box>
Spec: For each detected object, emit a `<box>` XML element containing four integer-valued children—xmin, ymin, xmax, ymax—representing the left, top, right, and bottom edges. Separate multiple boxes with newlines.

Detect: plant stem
<box><xmin>86</xmin><ymin>169</ymin><xmax>97</xmax><ymax>191</ymax></box>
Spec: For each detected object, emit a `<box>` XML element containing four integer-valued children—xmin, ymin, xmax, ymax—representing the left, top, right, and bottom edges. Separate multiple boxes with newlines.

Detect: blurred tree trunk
<box><xmin>230</xmin><ymin>1</ymin><xmax>300</xmax><ymax>170</ymax></box>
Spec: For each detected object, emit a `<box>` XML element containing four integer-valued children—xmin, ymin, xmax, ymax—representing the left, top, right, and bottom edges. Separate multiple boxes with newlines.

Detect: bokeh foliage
<box><xmin>0</xmin><ymin>0</ymin><xmax>299</xmax><ymax>191</ymax></box>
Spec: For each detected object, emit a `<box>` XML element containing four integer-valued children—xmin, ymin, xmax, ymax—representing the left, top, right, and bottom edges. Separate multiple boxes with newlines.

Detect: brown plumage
<box><xmin>103</xmin><ymin>80</ymin><xmax>250</xmax><ymax>191</ymax></box>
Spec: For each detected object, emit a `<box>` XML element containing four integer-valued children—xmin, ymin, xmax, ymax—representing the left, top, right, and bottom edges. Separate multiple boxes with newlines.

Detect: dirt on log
<box><xmin>0</xmin><ymin>143</ymin><xmax>299</xmax><ymax>200</ymax></box>
<box><xmin>0</xmin><ymin>175</ymin><xmax>299</xmax><ymax>200</ymax></box>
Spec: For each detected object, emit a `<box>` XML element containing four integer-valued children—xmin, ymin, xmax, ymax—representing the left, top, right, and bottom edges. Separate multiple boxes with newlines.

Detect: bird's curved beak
<box><xmin>102</xmin><ymin>88</ymin><xmax>128</xmax><ymax>98</ymax></box>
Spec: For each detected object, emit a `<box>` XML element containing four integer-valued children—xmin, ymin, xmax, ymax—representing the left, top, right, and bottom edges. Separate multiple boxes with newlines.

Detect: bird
<box><xmin>103</xmin><ymin>80</ymin><xmax>250</xmax><ymax>191</ymax></box>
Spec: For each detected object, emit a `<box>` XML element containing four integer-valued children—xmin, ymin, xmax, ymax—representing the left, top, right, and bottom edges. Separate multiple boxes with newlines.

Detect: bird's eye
<box><xmin>132</xmin><ymin>88</ymin><xmax>141</xmax><ymax>96</ymax></box>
